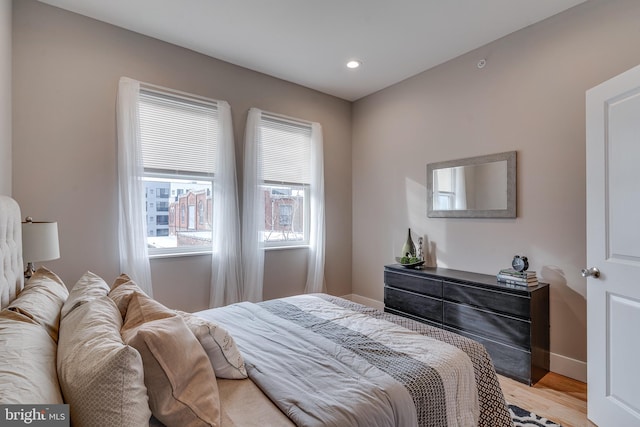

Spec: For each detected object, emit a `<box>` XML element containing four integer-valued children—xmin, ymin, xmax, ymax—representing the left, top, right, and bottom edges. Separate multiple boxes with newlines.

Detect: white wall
<box><xmin>0</xmin><ymin>0</ymin><xmax>10</xmax><ymax>195</ymax></box>
<box><xmin>12</xmin><ymin>0</ymin><xmax>352</xmax><ymax>311</ymax></box>
<box><xmin>351</xmin><ymin>0</ymin><xmax>640</xmax><ymax>381</ymax></box>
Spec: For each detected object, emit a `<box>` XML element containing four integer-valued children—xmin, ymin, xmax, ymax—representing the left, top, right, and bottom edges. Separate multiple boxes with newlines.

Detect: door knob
<box><xmin>581</xmin><ymin>267</ymin><xmax>600</xmax><ymax>278</ymax></box>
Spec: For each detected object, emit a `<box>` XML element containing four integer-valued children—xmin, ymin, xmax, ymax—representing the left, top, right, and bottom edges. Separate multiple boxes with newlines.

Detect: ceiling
<box><xmin>38</xmin><ymin>0</ymin><xmax>588</xmax><ymax>101</ymax></box>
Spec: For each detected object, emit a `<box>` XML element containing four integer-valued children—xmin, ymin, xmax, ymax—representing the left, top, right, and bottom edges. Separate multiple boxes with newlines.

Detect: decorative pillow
<box><xmin>7</xmin><ymin>267</ymin><xmax>68</xmax><ymax>342</ymax></box>
<box><xmin>122</xmin><ymin>293</ymin><xmax>221</xmax><ymax>427</ymax></box>
<box><xmin>109</xmin><ymin>273</ymin><xmax>149</xmax><ymax>319</ymax></box>
<box><xmin>60</xmin><ymin>271</ymin><xmax>110</xmax><ymax>319</ymax></box>
<box><xmin>57</xmin><ymin>296</ymin><xmax>151</xmax><ymax>426</ymax></box>
<box><xmin>0</xmin><ymin>310</ymin><xmax>64</xmax><ymax>404</ymax></box>
<box><xmin>178</xmin><ymin>311</ymin><xmax>248</xmax><ymax>379</ymax></box>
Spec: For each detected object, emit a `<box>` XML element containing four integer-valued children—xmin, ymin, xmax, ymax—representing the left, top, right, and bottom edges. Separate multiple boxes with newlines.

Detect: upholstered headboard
<box><xmin>0</xmin><ymin>195</ymin><xmax>24</xmax><ymax>308</ymax></box>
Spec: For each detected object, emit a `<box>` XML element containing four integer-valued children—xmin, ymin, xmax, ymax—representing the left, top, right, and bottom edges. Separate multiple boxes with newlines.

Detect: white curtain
<box><xmin>241</xmin><ymin>108</ymin><xmax>265</xmax><ymax>302</ymax></box>
<box><xmin>304</xmin><ymin>122</ymin><xmax>325</xmax><ymax>293</ymax></box>
<box><xmin>116</xmin><ymin>77</ymin><xmax>153</xmax><ymax>295</ymax></box>
<box><xmin>209</xmin><ymin>101</ymin><xmax>243</xmax><ymax>307</ymax></box>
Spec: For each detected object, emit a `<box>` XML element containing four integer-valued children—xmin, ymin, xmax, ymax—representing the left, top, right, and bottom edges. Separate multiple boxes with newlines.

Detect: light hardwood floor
<box><xmin>499</xmin><ymin>372</ymin><xmax>597</xmax><ymax>427</ymax></box>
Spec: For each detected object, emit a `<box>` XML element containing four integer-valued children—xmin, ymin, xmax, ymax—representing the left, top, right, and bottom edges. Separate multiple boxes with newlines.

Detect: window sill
<box><xmin>149</xmin><ymin>250</ymin><xmax>212</xmax><ymax>260</ymax></box>
<box><xmin>148</xmin><ymin>245</ymin><xmax>308</xmax><ymax>260</ymax></box>
<box><xmin>265</xmin><ymin>245</ymin><xmax>309</xmax><ymax>251</ymax></box>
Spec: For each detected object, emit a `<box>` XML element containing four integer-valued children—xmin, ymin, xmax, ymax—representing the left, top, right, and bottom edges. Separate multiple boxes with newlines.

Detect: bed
<box><xmin>0</xmin><ymin>194</ymin><xmax>513</xmax><ymax>427</ymax></box>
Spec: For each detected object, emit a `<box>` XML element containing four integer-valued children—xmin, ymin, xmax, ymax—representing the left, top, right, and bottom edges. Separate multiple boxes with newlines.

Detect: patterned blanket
<box><xmin>317</xmin><ymin>295</ymin><xmax>514</xmax><ymax>427</ymax></box>
<box><xmin>198</xmin><ymin>294</ymin><xmax>513</xmax><ymax>427</ymax></box>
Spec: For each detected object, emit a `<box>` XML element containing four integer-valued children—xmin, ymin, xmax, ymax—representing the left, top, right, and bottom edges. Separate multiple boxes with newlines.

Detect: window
<box><xmin>188</xmin><ymin>205</ymin><xmax>196</xmax><ymax>230</ymax></box>
<box><xmin>198</xmin><ymin>201</ymin><xmax>205</xmax><ymax>225</ymax></box>
<box><xmin>242</xmin><ymin>107</ymin><xmax>325</xmax><ymax>298</ymax></box>
<box><xmin>278</xmin><ymin>204</ymin><xmax>293</xmax><ymax>226</ymax></box>
<box><xmin>434</xmin><ymin>168</ymin><xmax>455</xmax><ymax>210</ymax></box>
<box><xmin>257</xmin><ymin>114</ymin><xmax>312</xmax><ymax>246</ymax></box>
<box><xmin>433</xmin><ymin>167</ymin><xmax>466</xmax><ymax>210</ymax></box>
<box><xmin>138</xmin><ymin>88</ymin><xmax>220</xmax><ymax>255</ymax></box>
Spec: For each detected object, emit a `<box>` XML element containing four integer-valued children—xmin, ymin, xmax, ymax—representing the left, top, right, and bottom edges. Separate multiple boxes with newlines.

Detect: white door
<box><xmin>586</xmin><ymin>64</ymin><xmax>640</xmax><ymax>426</ymax></box>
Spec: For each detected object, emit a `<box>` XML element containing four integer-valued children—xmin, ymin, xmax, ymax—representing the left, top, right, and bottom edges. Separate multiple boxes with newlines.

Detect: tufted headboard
<box><xmin>0</xmin><ymin>195</ymin><xmax>24</xmax><ymax>308</ymax></box>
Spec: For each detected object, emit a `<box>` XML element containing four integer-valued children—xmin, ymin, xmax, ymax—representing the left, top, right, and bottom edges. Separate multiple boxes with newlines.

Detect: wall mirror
<box><xmin>427</xmin><ymin>151</ymin><xmax>516</xmax><ymax>218</ymax></box>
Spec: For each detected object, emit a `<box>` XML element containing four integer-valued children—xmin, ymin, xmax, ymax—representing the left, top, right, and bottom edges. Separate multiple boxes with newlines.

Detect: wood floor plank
<box><xmin>499</xmin><ymin>372</ymin><xmax>597</xmax><ymax>427</ymax></box>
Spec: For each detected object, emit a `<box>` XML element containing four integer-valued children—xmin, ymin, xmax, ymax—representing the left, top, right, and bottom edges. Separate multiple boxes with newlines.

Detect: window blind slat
<box><xmin>260</xmin><ymin>116</ymin><xmax>312</xmax><ymax>184</ymax></box>
<box><xmin>139</xmin><ymin>91</ymin><xmax>218</xmax><ymax>174</ymax></box>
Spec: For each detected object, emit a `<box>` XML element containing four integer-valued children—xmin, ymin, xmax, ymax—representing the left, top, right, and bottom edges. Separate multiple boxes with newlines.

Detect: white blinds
<box><xmin>139</xmin><ymin>90</ymin><xmax>219</xmax><ymax>175</ymax></box>
<box><xmin>261</xmin><ymin>115</ymin><xmax>312</xmax><ymax>184</ymax></box>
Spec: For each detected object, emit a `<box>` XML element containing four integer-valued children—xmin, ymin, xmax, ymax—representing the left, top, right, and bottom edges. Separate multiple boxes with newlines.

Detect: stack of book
<box><xmin>496</xmin><ymin>268</ymin><xmax>538</xmax><ymax>286</ymax></box>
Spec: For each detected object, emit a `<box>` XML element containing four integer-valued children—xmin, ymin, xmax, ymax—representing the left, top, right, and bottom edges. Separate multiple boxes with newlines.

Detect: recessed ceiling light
<box><xmin>346</xmin><ymin>60</ymin><xmax>361</xmax><ymax>69</ymax></box>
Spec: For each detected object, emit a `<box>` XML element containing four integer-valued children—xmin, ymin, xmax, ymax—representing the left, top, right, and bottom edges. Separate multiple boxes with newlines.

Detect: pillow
<box><xmin>120</xmin><ymin>291</ymin><xmax>174</xmax><ymax>328</ymax></box>
<box><xmin>178</xmin><ymin>311</ymin><xmax>248</xmax><ymax>379</ymax></box>
<box><xmin>7</xmin><ymin>267</ymin><xmax>68</xmax><ymax>342</ymax></box>
<box><xmin>122</xmin><ymin>293</ymin><xmax>221</xmax><ymax>427</ymax></box>
<box><xmin>0</xmin><ymin>310</ymin><xmax>64</xmax><ymax>404</ymax></box>
<box><xmin>109</xmin><ymin>273</ymin><xmax>149</xmax><ymax>319</ymax></box>
<box><xmin>60</xmin><ymin>271</ymin><xmax>109</xmax><ymax>319</ymax></box>
<box><xmin>57</xmin><ymin>296</ymin><xmax>151</xmax><ymax>426</ymax></box>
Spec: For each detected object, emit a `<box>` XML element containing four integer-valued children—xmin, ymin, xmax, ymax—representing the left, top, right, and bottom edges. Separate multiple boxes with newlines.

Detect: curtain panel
<box><xmin>210</xmin><ymin>101</ymin><xmax>243</xmax><ymax>307</ymax></box>
<box><xmin>116</xmin><ymin>77</ymin><xmax>153</xmax><ymax>295</ymax></box>
<box><xmin>241</xmin><ymin>108</ymin><xmax>265</xmax><ymax>302</ymax></box>
<box><xmin>304</xmin><ymin>122</ymin><xmax>326</xmax><ymax>294</ymax></box>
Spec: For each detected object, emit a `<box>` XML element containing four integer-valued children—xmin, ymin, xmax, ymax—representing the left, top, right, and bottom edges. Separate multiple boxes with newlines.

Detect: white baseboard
<box><xmin>550</xmin><ymin>352</ymin><xmax>587</xmax><ymax>383</ymax></box>
<box><xmin>343</xmin><ymin>294</ymin><xmax>588</xmax><ymax>383</ymax></box>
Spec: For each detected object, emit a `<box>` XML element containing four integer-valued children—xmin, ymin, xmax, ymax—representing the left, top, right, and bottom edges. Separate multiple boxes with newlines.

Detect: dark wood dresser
<box><xmin>384</xmin><ymin>264</ymin><xmax>549</xmax><ymax>385</ymax></box>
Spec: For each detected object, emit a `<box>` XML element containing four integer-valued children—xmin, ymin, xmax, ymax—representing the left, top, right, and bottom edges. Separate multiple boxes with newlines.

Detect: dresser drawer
<box><xmin>384</xmin><ymin>286</ymin><xmax>442</xmax><ymax>324</ymax></box>
<box><xmin>443</xmin><ymin>281</ymin><xmax>530</xmax><ymax>318</ymax></box>
<box><xmin>444</xmin><ymin>326</ymin><xmax>533</xmax><ymax>385</ymax></box>
<box><xmin>384</xmin><ymin>271</ymin><xmax>442</xmax><ymax>298</ymax></box>
<box><xmin>443</xmin><ymin>301</ymin><xmax>531</xmax><ymax>349</ymax></box>
<box><xmin>385</xmin><ymin>307</ymin><xmax>442</xmax><ymax>328</ymax></box>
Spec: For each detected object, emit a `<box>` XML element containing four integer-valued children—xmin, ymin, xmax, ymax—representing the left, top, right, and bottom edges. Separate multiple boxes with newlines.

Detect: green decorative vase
<box><xmin>401</xmin><ymin>228</ymin><xmax>416</xmax><ymax>257</ymax></box>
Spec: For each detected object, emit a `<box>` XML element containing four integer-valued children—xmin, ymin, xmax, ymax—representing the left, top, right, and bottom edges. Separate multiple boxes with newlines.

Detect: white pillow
<box><xmin>60</xmin><ymin>271</ymin><xmax>109</xmax><ymax>319</ymax></box>
<box><xmin>7</xmin><ymin>267</ymin><xmax>68</xmax><ymax>342</ymax></box>
<box><xmin>0</xmin><ymin>310</ymin><xmax>64</xmax><ymax>404</ymax></box>
<box><xmin>178</xmin><ymin>311</ymin><xmax>248</xmax><ymax>379</ymax></box>
<box><xmin>57</xmin><ymin>296</ymin><xmax>151</xmax><ymax>426</ymax></box>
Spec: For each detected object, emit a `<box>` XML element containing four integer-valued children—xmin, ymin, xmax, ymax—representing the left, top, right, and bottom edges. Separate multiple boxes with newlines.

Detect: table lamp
<box><xmin>22</xmin><ymin>217</ymin><xmax>60</xmax><ymax>280</ymax></box>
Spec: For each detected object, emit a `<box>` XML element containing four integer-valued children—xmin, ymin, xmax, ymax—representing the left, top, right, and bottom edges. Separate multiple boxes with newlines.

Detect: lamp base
<box><xmin>24</xmin><ymin>262</ymin><xmax>36</xmax><ymax>281</ymax></box>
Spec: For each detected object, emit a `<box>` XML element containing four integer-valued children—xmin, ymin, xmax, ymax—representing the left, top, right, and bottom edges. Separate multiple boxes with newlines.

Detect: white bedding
<box><xmin>197</xmin><ymin>294</ymin><xmax>483</xmax><ymax>427</ymax></box>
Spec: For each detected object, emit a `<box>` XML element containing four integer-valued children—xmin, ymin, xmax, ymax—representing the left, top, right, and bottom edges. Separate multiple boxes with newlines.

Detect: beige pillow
<box><xmin>178</xmin><ymin>311</ymin><xmax>248</xmax><ymax>379</ymax></box>
<box><xmin>57</xmin><ymin>296</ymin><xmax>151</xmax><ymax>426</ymax></box>
<box><xmin>109</xmin><ymin>273</ymin><xmax>149</xmax><ymax>319</ymax></box>
<box><xmin>7</xmin><ymin>267</ymin><xmax>68</xmax><ymax>342</ymax></box>
<box><xmin>122</xmin><ymin>293</ymin><xmax>221</xmax><ymax>427</ymax></box>
<box><xmin>0</xmin><ymin>310</ymin><xmax>64</xmax><ymax>404</ymax></box>
<box><xmin>60</xmin><ymin>271</ymin><xmax>110</xmax><ymax>319</ymax></box>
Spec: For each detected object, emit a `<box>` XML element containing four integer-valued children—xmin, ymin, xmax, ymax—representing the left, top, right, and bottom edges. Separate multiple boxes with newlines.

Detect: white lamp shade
<box><xmin>22</xmin><ymin>221</ymin><xmax>60</xmax><ymax>263</ymax></box>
